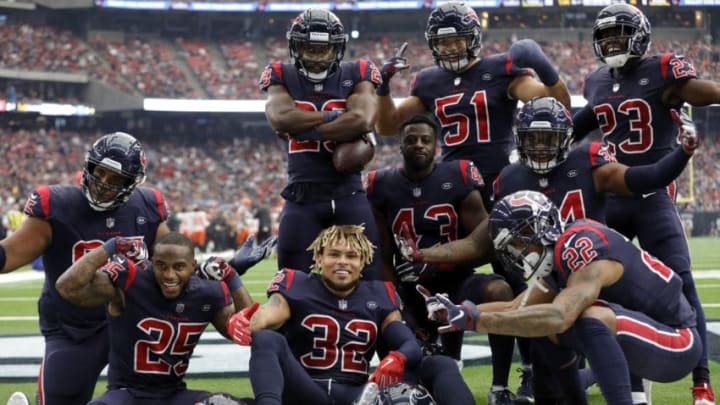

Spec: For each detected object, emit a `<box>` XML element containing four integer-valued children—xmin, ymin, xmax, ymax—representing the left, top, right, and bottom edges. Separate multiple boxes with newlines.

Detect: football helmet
<box><xmin>287</xmin><ymin>8</ymin><xmax>347</xmax><ymax>82</ymax></box>
<box><xmin>489</xmin><ymin>191</ymin><xmax>563</xmax><ymax>281</ymax></box>
<box><xmin>514</xmin><ymin>96</ymin><xmax>573</xmax><ymax>174</ymax></box>
<box><xmin>82</xmin><ymin>132</ymin><xmax>147</xmax><ymax>211</ymax></box>
<box><xmin>425</xmin><ymin>2</ymin><xmax>482</xmax><ymax>72</ymax></box>
<box><xmin>592</xmin><ymin>3</ymin><xmax>651</xmax><ymax>68</ymax></box>
<box><xmin>378</xmin><ymin>382</ymin><xmax>437</xmax><ymax>405</ymax></box>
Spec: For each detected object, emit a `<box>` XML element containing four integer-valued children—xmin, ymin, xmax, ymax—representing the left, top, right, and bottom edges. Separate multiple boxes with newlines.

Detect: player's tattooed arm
<box><xmin>419</xmin><ymin>218</ymin><xmax>494</xmax><ymax>264</ymax></box>
<box><xmin>213</xmin><ymin>304</ymin><xmax>236</xmax><ymax>338</ymax></box>
<box><xmin>249</xmin><ymin>293</ymin><xmax>291</xmax><ymax>332</ymax></box>
<box><xmin>478</xmin><ymin>261</ymin><xmax>610</xmax><ymax>337</ymax></box>
<box><xmin>56</xmin><ymin>245</ymin><xmax>120</xmax><ymax>308</ymax></box>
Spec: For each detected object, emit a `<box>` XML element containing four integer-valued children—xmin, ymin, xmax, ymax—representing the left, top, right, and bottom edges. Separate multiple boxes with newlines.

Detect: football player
<box><xmin>56</xmin><ymin>232</ymin><xmax>255</xmax><ymax>405</ymax></box>
<box><xmin>423</xmin><ymin>191</ymin><xmax>703</xmax><ymax>405</ymax></box>
<box><xmin>367</xmin><ymin>115</ymin><xmax>517</xmax><ymax>402</ymax></box>
<box><xmin>496</xmin><ymin>96</ymin><xmax>696</xmax><ymax>224</ymax></box>
<box><xmin>374</xmin><ymin>6</ymin><xmax>572</xmax><ymax>399</ymax></box>
<box><xmin>229</xmin><ymin>225</ymin><xmax>474</xmax><ymax>405</ymax></box>
<box><xmin>259</xmin><ymin>8</ymin><xmax>383</xmax><ymax>280</ymax></box>
<box><xmin>0</xmin><ymin>132</ymin><xmax>170</xmax><ymax>405</ymax></box>
<box><xmin>397</xmin><ymin>96</ymin><xmax>698</xmax><ymax>403</ymax></box>
<box><xmin>573</xmin><ymin>4</ymin><xmax>720</xmax><ymax>402</ymax></box>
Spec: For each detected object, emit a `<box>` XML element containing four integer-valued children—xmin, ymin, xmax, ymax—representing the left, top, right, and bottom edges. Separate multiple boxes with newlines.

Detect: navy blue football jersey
<box><xmin>553</xmin><ymin>219</ymin><xmax>696</xmax><ymax>329</ymax></box>
<box><xmin>24</xmin><ymin>185</ymin><xmax>168</xmax><ymax>339</ymax></box>
<box><xmin>259</xmin><ymin>60</ymin><xmax>382</xmax><ymax>187</ymax></box>
<box><xmin>410</xmin><ymin>54</ymin><xmax>530</xmax><ymax>174</ymax></box>
<box><xmin>102</xmin><ymin>258</ymin><xmax>231</xmax><ymax>395</ymax></box>
<box><xmin>495</xmin><ymin>142</ymin><xmax>616</xmax><ymax>224</ymax></box>
<box><xmin>267</xmin><ymin>269</ymin><xmax>401</xmax><ymax>385</ymax></box>
<box><xmin>367</xmin><ymin>160</ymin><xmax>484</xmax><ymax>280</ymax></box>
<box><xmin>582</xmin><ymin>54</ymin><xmax>696</xmax><ymax>167</ymax></box>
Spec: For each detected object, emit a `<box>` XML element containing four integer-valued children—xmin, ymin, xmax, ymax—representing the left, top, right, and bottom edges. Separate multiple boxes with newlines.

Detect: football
<box><xmin>332</xmin><ymin>133</ymin><xmax>376</xmax><ymax>174</ymax></box>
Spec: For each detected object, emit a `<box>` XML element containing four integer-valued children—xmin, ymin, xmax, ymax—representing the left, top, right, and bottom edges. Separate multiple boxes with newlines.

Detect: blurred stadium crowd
<box><xmin>0</xmin><ymin>126</ymin><xmax>718</xmax><ymax>246</ymax></box>
<box><xmin>1</xmin><ymin>22</ymin><xmax>719</xmax><ymax>101</ymax></box>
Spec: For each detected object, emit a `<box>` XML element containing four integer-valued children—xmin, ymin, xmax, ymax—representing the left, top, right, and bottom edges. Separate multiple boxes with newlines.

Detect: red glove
<box><xmin>226</xmin><ymin>302</ymin><xmax>259</xmax><ymax>346</ymax></box>
<box><xmin>369</xmin><ymin>351</ymin><xmax>406</xmax><ymax>388</ymax></box>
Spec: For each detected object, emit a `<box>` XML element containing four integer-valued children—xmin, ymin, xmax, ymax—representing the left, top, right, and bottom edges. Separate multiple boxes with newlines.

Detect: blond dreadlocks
<box><xmin>307</xmin><ymin>224</ymin><xmax>375</xmax><ymax>272</ymax></box>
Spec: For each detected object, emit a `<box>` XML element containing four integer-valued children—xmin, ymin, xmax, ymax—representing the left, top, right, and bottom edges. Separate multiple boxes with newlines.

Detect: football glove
<box><xmin>393</xmin><ymin>223</ymin><xmax>423</xmax><ymax>262</ymax></box>
<box><xmin>226</xmin><ymin>302</ymin><xmax>259</xmax><ymax>346</ymax></box>
<box><xmin>369</xmin><ymin>351</ymin><xmax>406</xmax><ymax>388</ymax></box>
<box><xmin>395</xmin><ymin>261</ymin><xmax>433</xmax><ymax>283</ymax></box>
<box><xmin>228</xmin><ymin>235</ymin><xmax>277</xmax><ymax>276</ymax></box>
<box><xmin>103</xmin><ymin>237</ymin><xmax>148</xmax><ymax>262</ymax></box>
<box><xmin>376</xmin><ymin>42</ymin><xmax>410</xmax><ymax>96</ymax></box>
<box><xmin>670</xmin><ymin>105</ymin><xmax>699</xmax><ymax>154</ymax></box>
<box><xmin>415</xmin><ymin>285</ymin><xmax>446</xmax><ymax>321</ymax></box>
<box><xmin>416</xmin><ymin>285</ymin><xmax>479</xmax><ymax>334</ymax></box>
<box><xmin>197</xmin><ymin>256</ymin><xmax>234</xmax><ymax>282</ymax></box>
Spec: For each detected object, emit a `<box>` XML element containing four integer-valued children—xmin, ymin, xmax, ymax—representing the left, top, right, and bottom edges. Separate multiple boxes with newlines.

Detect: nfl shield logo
<box><xmin>176</xmin><ymin>303</ymin><xmax>185</xmax><ymax>313</ymax></box>
<box><xmin>612</xmin><ymin>83</ymin><xmax>620</xmax><ymax>93</ymax></box>
<box><xmin>413</xmin><ymin>187</ymin><xmax>422</xmax><ymax>198</ymax></box>
<box><xmin>539</xmin><ymin>178</ymin><xmax>548</xmax><ymax>188</ymax></box>
<box><xmin>338</xmin><ymin>299</ymin><xmax>348</xmax><ymax>310</ymax></box>
<box><xmin>106</xmin><ymin>217</ymin><xmax>115</xmax><ymax>229</ymax></box>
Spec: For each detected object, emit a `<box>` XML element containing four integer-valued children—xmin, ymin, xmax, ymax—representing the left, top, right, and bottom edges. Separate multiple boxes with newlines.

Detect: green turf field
<box><xmin>1</xmin><ymin>237</ymin><xmax>718</xmax><ymax>404</ymax></box>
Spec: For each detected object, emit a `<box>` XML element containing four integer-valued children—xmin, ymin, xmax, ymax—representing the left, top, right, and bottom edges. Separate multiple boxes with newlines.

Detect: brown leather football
<box><xmin>332</xmin><ymin>133</ymin><xmax>376</xmax><ymax>174</ymax></box>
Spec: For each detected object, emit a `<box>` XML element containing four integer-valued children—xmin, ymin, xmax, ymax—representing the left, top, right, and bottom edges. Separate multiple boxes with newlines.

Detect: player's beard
<box><xmin>321</xmin><ymin>274</ymin><xmax>359</xmax><ymax>295</ymax></box>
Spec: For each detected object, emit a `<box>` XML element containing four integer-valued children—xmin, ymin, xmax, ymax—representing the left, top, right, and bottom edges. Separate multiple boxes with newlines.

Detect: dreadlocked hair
<box><xmin>307</xmin><ymin>224</ymin><xmax>375</xmax><ymax>272</ymax></box>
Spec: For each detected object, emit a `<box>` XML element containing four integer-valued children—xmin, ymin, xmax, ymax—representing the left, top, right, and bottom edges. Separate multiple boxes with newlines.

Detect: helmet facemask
<box><xmin>290</xmin><ymin>38</ymin><xmax>344</xmax><ymax>82</ymax></box>
<box><xmin>594</xmin><ymin>24</ymin><xmax>636</xmax><ymax>68</ymax></box>
<box><xmin>489</xmin><ymin>191</ymin><xmax>564</xmax><ymax>282</ymax></box>
<box><xmin>493</xmin><ymin>221</ymin><xmax>555</xmax><ymax>282</ymax></box>
<box><xmin>516</xmin><ymin>127</ymin><xmax>571</xmax><ymax>174</ymax></box>
<box><xmin>287</xmin><ymin>9</ymin><xmax>347</xmax><ymax>83</ymax></box>
<box><xmin>425</xmin><ymin>2</ymin><xmax>483</xmax><ymax>73</ymax></box>
<box><xmin>513</xmin><ymin>96</ymin><xmax>573</xmax><ymax>174</ymax></box>
<box><xmin>592</xmin><ymin>4</ymin><xmax>651</xmax><ymax>69</ymax></box>
<box><xmin>82</xmin><ymin>133</ymin><xmax>147</xmax><ymax>212</ymax></box>
<box><xmin>427</xmin><ymin>30</ymin><xmax>481</xmax><ymax>72</ymax></box>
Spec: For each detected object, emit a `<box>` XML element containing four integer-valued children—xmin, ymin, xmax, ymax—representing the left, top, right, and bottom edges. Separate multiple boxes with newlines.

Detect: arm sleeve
<box><xmin>572</xmin><ymin>105</ymin><xmax>599</xmax><ymax>143</ymax></box>
<box><xmin>624</xmin><ymin>146</ymin><xmax>690</xmax><ymax>193</ymax></box>
<box><xmin>382</xmin><ymin>320</ymin><xmax>422</xmax><ymax>369</ymax></box>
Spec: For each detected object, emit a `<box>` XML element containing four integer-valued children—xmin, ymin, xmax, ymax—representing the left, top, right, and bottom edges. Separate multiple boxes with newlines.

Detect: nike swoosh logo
<box><xmin>563</xmin><ymin>234</ymin><xmax>576</xmax><ymax>249</ymax></box>
<box><xmin>642</xmin><ymin>192</ymin><xmax>656</xmax><ymax>199</ymax></box>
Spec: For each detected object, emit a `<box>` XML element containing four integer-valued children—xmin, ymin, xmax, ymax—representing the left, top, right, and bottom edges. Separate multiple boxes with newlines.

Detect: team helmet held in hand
<box><xmin>82</xmin><ymin>132</ymin><xmax>147</xmax><ymax>211</ymax></box>
<box><xmin>425</xmin><ymin>2</ymin><xmax>482</xmax><ymax>72</ymax></box>
<box><xmin>377</xmin><ymin>382</ymin><xmax>436</xmax><ymax>405</ymax></box>
<box><xmin>489</xmin><ymin>191</ymin><xmax>563</xmax><ymax>281</ymax></box>
<box><xmin>287</xmin><ymin>8</ymin><xmax>348</xmax><ymax>82</ymax></box>
<box><xmin>592</xmin><ymin>3</ymin><xmax>651</xmax><ymax>69</ymax></box>
<box><xmin>514</xmin><ymin>96</ymin><xmax>573</xmax><ymax>174</ymax></box>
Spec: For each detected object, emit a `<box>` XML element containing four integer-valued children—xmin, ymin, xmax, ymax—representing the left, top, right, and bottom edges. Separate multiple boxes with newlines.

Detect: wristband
<box><xmin>323</xmin><ymin>110</ymin><xmax>341</xmax><ymax>123</ymax></box>
<box><xmin>225</xmin><ymin>271</ymin><xmax>243</xmax><ymax>292</ymax></box>
<box><xmin>102</xmin><ymin>238</ymin><xmax>116</xmax><ymax>256</ymax></box>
